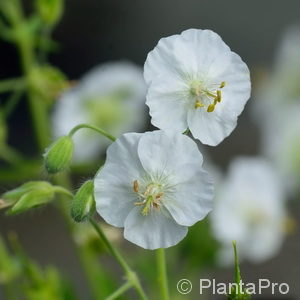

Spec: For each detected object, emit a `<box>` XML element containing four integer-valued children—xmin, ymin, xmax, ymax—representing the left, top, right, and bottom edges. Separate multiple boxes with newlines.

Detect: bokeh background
<box><xmin>1</xmin><ymin>0</ymin><xmax>300</xmax><ymax>299</ymax></box>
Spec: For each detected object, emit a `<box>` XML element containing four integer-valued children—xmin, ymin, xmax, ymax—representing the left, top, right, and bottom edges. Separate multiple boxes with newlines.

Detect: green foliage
<box><xmin>227</xmin><ymin>242</ymin><xmax>251</xmax><ymax>300</ymax></box>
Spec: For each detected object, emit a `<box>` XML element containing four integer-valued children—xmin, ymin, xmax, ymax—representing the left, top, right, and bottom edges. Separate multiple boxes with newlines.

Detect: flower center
<box><xmin>132</xmin><ymin>180</ymin><xmax>164</xmax><ymax>216</ymax></box>
<box><xmin>190</xmin><ymin>80</ymin><xmax>226</xmax><ymax>112</ymax></box>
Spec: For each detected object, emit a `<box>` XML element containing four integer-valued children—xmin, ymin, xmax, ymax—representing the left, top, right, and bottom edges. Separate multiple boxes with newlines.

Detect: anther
<box><xmin>220</xmin><ymin>81</ymin><xmax>226</xmax><ymax>88</ymax></box>
<box><xmin>207</xmin><ymin>104</ymin><xmax>215</xmax><ymax>112</ymax></box>
<box><xmin>133</xmin><ymin>180</ymin><xmax>139</xmax><ymax>193</ymax></box>
<box><xmin>195</xmin><ymin>100</ymin><xmax>205</xmax><ymax>108</ymax></box>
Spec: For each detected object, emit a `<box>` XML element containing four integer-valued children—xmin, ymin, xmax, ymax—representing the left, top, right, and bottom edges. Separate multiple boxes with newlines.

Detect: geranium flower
<box><xmin>94</xmin><ymin>130</ymin><xmax>213</xmax><ymax>249</ymax></box>
<box><xmin>144</xmin><ymin>29</ymin><xmax>251</xmax><ymax>146</ymax></box>
<box><xmin>52</xmin><ymin>61</ymin><xmax>147</xmax><ymax>163</ymax></box>
<box><xmin>260</xmin><ymin>104</ymin><xmax>300</xmax><ymax>195</ymax></box>
<box><xmin>211</xmin><ymin>157</ymin><xmax>286</xmax><ymax>264</ymax></box>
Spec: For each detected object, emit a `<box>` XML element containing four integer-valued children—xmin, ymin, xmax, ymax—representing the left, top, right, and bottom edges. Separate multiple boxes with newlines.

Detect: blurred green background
<box><xmin>0</xmin><ymin>0</ymin><xmax>300</xmax><ymax>299</ymax></box>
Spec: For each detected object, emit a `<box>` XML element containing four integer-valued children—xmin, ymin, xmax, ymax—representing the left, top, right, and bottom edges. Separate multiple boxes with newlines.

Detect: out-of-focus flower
<box><xmin>211</xmin><ymin>157</ymin><xmax>286</xmax><ymax>264</ymax></box>
<box><xmin>94</xmin><ymin>130</ymin><xmax>213</xmax><ymax>249</ymax></box>
<box><xmin>144</xmin><ymin>29</ymin><xmax>251</xmax><ymax>146</ymax></box>
<box><xmin>251</xmin><ymin>26</ymin><xmax>300</xmax><ymax>195</ymax></box>
<box><xmin>260</xmin><ymin>104</ymin><xmax>300</xmax><ymax>194</ymax></box>
<box><xmin>253</xmin><ymin>26</ymin><xmax>300</xmax><ymax>119</ymax></box>
<box><xmin>52</xmin><ymin>61</ymin><xmax>147</xmax><ymax>163</ymax></box>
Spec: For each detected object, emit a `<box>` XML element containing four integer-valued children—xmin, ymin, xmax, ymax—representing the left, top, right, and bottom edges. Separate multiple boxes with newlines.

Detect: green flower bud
<box><xmin>2</xmin><ymin>181</ymin><xmax>55</xmax><ymax>215</ymax></box>
<box><xmin>36</xmin><ymin>0</ymin><xmax>64</xmax><ymax>25</ymax></box>
<box><xmin>44</xmin><ymin>136</ymin><xmax>73</xmax><ymax>174</ymax></box>
<box><xmin>71</xmin><ymin>180</ymin><xmax>95</xmax><ymax>222</ymax></box>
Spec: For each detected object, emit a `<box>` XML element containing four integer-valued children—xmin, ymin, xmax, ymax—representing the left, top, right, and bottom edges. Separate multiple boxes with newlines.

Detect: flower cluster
<box><xmin>93</xmin><ymin>29</ymin><xmax>251</xmax><ymax>249</ymax></box>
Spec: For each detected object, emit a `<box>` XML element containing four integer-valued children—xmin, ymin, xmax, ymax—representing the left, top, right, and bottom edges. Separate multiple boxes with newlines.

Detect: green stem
<box><xmin>156</xmin><ymin>248</ymin><xmax>169</xmax><ymax>300</ymax></box>
<box><xmin>68</xmin><ymin>123</ymin><xmax>116</xmax><ymax>142</ymax></box>
<box><xmin>53</xmin><ymin>185</ymin><xmax>73</xmax><ymax>198</ymax></box>
<box><xmin>105</xmin><ymin>281</ymin><xmax>133</xmax><ymax>300</ymax></box>
<box><xmin>3</xmin><ymin>88</ymin><xmax>24</xmax><ymax>119</ymax></box>
<box><xmin>15</xmin><ymin>20</ymin><xmax>50</xmax><ymax>150</ymax></box>
<box><xmin>0</xmin><ymin>78</ymin><xmax>25</xmax><ymax>94</ymax></box>
<box><xmin>89</xmin><ymin>218</ymin><xmax>148</xmax><ymax>300</ymax></box>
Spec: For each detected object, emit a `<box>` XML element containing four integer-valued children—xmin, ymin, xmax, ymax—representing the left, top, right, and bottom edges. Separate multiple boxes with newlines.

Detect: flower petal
<box><xmin>137</xmin><ymin>131</ymin><xmax>203</xmax><ymax>182</ymax></box>
<box><xmin>146</xmin><ymin>76</ymin><xmax>189</xmax><ymax>132</ymax></box>
<box><xmin>94</xmin><ymin>133</ymin><xmax>145</xmax><ymax>227</ymax></box>
<box><xmin>124</xmin><ymin>207</ymin><xmax>188</xmax><ymax>249</ymax></box>
<box><xmin>163</xmin><ymin>169</ymin><xmax>214</xmax><ymax>226</ymax></box>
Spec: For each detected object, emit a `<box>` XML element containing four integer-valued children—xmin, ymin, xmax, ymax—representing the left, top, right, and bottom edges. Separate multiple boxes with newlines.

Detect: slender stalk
<box><xmin>105</xmin><ymin>281</ymin><xmax>132</xmax><ymax>300</ymax></box>
<box><xmin>68</xmin><ymin>123</ymin><xmax>116</xmax><ymax>142</ymax></box>
<box><xmin>156</xmin><ymin>248</ymin><xmax>169</xmax><ymax>300</ymax></box>
<box><xmin>53</xmin><ymin>186</ymin><xmax>73</xmax><ymax>198</ymax></box>
<box><xmin>3</xmin><ymin>89</ymin><xmax>23</xmax><ymax>119</ymax></box>
<box><xmin>15</xmin><ymin>19</ymin><xmax>50</xmax><ymax>150</ymax></box>
<box><xmin>0</xmin><ymin>78</ymin><xmax>24</xmax><ymax>94</ymax></box>
<box><xmin>89</xmin><ymin>218</ymin><xmax>148</xmax><ymax>300</ymax></box>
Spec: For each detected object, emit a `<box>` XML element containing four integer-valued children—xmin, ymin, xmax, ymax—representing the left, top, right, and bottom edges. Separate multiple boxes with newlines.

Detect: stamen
<box><xmin>195</xmin><ymin>100</ymin><xmax>205</xmax><ymax>108</ymax></box>
<box><xmin>220</xmin><ymin>81</ymin><xmax>226</xmax><ymax>88</ymax></box>
<box><xmin>191</xmin><ymin>80</ymin><xmax>226</xmax><ymax>113</ymax></box>
<box><xmin>133</xmin><ymin>180</ymin><xmax>139</xmax><ymax>193</ymax></box>
<box><xmin>207</xmin><ymin>104</ymin><xmax>215</xmax><ymax>112</ymax></box>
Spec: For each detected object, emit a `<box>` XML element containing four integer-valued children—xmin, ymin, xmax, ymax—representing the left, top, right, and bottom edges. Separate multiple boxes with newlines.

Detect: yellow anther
<box><xmin>195</xmin><ymin>100</ymin><xmax>205</xmax><ymax>108</ymax></box>
<box><xmin>207</xmin><ymin>104</ymin><xmax>215</xmax><ymax>112</ymax></box>
<box><xmin>133</xmin><ymin>180</ymin><xmax>139</xmax><ymax>193</ymax></box>
<box><xmin>220</xmin><ymin>81</ymin><xmax>226</xmax><ymax>88</ymax></box>
<box><xmin>155</xmin><ymin>192</ymin><xmax>164</xmax><ymax>199</ymax></box>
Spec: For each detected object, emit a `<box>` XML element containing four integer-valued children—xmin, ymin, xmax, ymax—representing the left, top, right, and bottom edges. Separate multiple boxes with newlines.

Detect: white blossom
<box><xmin>94</xmin><ymin>130</ymin><xmax>213</xmax><ymax>249</ymax></box>
<box><xmin>211</xmin><ymin>157</ymin><xmax>286</xmax><ymax>264</ymax></box>
<box><xmin>144</xmin><ymin>29</ymin><xmax>251</xmax><ymax>146</ymax></box>
<box><xmin>52</xmin><ymin>61</ymin><xmax>147</xmax><ymax>163</ymax></box>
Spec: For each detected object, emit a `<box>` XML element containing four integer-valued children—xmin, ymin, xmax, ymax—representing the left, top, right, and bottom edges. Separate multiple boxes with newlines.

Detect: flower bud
<box><xmin>3</xmin><ymin>181</ymin><xmax>55</xmax><ymax>215</ymax></box>
<box><xmin>44</xmin><ymin>136</ymin><xmax>73</xmax><ymax>174</ymax></box>
<box><xmin>35</xmin><ymin>0</ymin><xmax>64</xmax><ymax>25</ymax></box>
<box><xmin>71</xmin><ymin>180</ymin><xmax>95</xmax><ymax>222</ymax></box>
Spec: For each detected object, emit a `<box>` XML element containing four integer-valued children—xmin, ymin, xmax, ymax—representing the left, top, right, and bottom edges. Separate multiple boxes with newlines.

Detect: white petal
<box><xmin>137</xmin><ymin>131</ymin><xmax>203</xmax><ymax>182</ymax></box>
<box><xmin>124</xmin><ymin>207</ymin><xmax>188</xmax><ymax>249</ymax></box>
<box><xmin>94</xmin><ymin>133</ymin><xmax>144</xmax><ymax>227</ymax></box>
<box><xmin>146</xmin><ymin>76</ymin><xmax>189</xmax><ymax>132</ymax></box>
<box><xmin>163</xmin><ymin>169</ymin><xmax>214</xmax><ymax>226</ymax></box>
<box><xmin>187</xmin><ymin>106</ymin><xmax>237</xmax><ymax>146</ymax></box>
<box><xmin>144</xmin><ymin>33</ymin><xmax>197</xmax><ymax>85</ymax></box>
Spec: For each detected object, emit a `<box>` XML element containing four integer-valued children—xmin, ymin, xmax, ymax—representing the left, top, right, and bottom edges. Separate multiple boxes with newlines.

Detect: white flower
<box><xmin>94</xmin><ymin>130</ymin><xmax>213</xmax><ymax>249</ymax></box>
<box><xmin>52</xmin><ymin>61</ymin><xmax>147</xmax><ymax>163</ymax></box>
<box><xmin>260</xmin><ymin>104</ymin><xmax>300</xmax><ymax>195</ymax></box>
<box><xmin>144</xmin><ymin>29</ymin><xmax>251</xmax><ymax>146</ymax></box>
<box><xmin>252</xmin><ymin>26</ymin><xmax>300</xmax><ymax>124</ymax></box>
<box><xmin>211</xmin><ymin>157</ymin><xmax>286</xmax><ymax>264</ymax></box>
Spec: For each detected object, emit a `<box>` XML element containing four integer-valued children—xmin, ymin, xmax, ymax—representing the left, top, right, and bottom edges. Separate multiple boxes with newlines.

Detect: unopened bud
<box><xmin>71</xmin><ymin>180</ymin><xmax>95</xmax><ymax>222</ymax></box>
<box><xmin>36</xmin><ymin>0</ymin><xmax>64</xmax><ymax>25</ymax></box>
<box><xmin>3</xmin><ymin>181</ymin><xmax>55</xmax><ymax>215</ymax></box>
<box><xmin>44</xmin><ymin>136</ymin><xmax>73</xmax><ymax>174</ymax></box>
